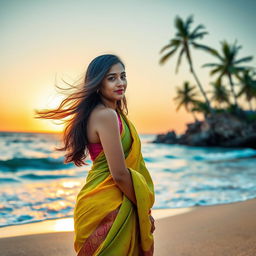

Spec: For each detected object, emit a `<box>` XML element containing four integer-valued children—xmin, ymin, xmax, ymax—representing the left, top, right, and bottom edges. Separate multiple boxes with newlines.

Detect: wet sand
<box><xmin>0</xmin><ymin>198</ymin><xmax>256</xmax><ymax>256</ymax></box>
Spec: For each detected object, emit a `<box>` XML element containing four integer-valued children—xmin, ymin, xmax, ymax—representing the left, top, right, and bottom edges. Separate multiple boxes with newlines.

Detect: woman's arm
<box><xmin>114</xmin><ymin>169</ymin><xmax>137</xmax><ymax>206</ymax></box>
<box><xmin>95</xmin><ymin>108</ymin><xmax>137</xmax><ymax>206</ymax></box>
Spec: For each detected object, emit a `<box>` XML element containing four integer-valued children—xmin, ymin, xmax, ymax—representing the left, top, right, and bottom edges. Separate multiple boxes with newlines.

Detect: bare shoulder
<box><xmin>87</xmin><ymin>105</ymin><xmax>117</xmax><ymax>144</ymax></box>
<box><xmin>94</xmin><ymin>107</ymin><xmax>118</xmax><ymax>123</ymax></box>
<box><xmin>87</xmin><ymin>105</ymin><xmax>119</xmax><ymax>140</ymax></box>
<box><xmin>93</xmin><ymin>107</ymin><xmax>119</xmax><ymax>135</ymax></box>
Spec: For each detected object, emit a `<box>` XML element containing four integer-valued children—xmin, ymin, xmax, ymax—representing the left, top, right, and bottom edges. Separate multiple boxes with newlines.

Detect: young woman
<box><xmin>35</xmin><ymin>54</ymin><xmax>155</xmax><ymax>255</ymax></box>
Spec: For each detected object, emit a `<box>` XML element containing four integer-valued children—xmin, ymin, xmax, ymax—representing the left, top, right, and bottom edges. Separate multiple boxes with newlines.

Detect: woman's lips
<box><xmin>115</xmin><ymin>90</ymin><xmax>124</xmax><ymax>94</ymax></box>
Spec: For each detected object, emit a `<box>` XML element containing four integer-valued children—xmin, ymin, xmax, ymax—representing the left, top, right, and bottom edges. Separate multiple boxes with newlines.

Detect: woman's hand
<box><xmin>149</xmin><ymin>214</ymin><xmax>155</xmax><ymax>233</ymax></box>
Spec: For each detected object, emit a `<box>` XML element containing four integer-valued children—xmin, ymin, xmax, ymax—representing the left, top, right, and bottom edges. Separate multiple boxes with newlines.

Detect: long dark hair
<box><xmin>34</xmin><ymin>54</ymin><xmax>128</xmax><ymax>167</ymax></box>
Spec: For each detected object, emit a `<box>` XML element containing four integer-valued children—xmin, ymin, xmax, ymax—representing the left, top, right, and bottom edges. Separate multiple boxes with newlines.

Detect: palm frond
<box><xmin>159</xmin><ymin>47</ymin><xmax>178</xmax><ymax>65</ymax></box>
<box><xmin>221</xmin><ymin>40</ymin><xmax>230</xmax><ymax>58</ymax></box>
<box><xmin>210</xmin><ymin>66</ymin><xmax>224</xmax><ymax>76</ymax></box>
<box><xmin>191</xmin><ymin>42</ymin><xmax>218</xmax><ymax>56</ymax></box>
<box><xmin>233</xmin><ymin>56</ymin><xmax>253</xmax><ymax>65</ymax></box>
<box><xmin>159</xmin><ymin>39</ymin><xmax>181</xmax><ymax>54</ymax></box>
<box><xmin>190</xmin><ymin>31</ymin><xmax>208</xmax><ymax>40</ymax></box>
<box><xmin>175</xmin><ymin>48</ymin><xmax>185</xmax><ymax>73</ymax></box>
<box><xmin>202</xmin><ymin>63</ymin><xmax>220</xmax><ymax>68</ymax></box>
<box><xmin>190</xmin><ymin>24</ymin><xmax>205</xmax><ymax>38</ymax></box>
<box><xmin>176</xmin><ymin>101</ymin><xmax>184</xmax><ymax>111</ymax></box>
<box><xmin>174</xmin><ymin>16</ymin><xmax>186</xmax><ymax>37</ymax></box>
<box><xmin>184</xmin><ymin>15</ymin><xmax>194</xmax><ymax>31</ymax></box>
<box><xmin>159</xmin><ymin>43</ymin><xmax>172</xmax><ymax>54</ymax></box>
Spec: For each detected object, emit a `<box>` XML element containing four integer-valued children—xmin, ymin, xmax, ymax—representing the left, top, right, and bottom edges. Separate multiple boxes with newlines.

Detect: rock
<box><xmin>220</xmin><ymin>133</ymin><xmax>256</xmax><ymax>148</ymax></box>
<box><xmin>152</xmin><ymin>130</ymin><xmax>177</xmax><ymax>144</ymax></box>
<box><xmin>152</xmin><ymin>112</ymin><xmax>256</xmax><ymax>149</ymax></box>
<box><xmin>179</xmin><ymin>130</ymin><xmax>212</xmax><ymax>146</ymax></box>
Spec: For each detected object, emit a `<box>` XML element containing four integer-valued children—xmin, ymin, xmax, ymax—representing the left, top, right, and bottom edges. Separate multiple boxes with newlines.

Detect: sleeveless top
<box><xmin>87</xmin><ymin>111</ymin><xmax>123</xmax><ymax>161</ymax></box>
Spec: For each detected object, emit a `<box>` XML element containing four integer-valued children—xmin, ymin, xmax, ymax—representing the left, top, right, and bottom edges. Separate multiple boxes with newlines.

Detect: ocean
<box><xmin>0</xmin><ymin>131</ymin><xmax>256</xmax><ymax>228</ymax></box>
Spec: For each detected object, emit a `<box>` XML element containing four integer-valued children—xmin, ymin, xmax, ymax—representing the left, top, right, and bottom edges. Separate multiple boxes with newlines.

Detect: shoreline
<box><xmin>1</xmin><ymin>198</ymin><xmax>256</xmax><ymax>255</ymax></box>
<box><xmin>0</xmin><ymin>207</ymin><xmax>193</xmax><ymax>238</ymax></box>
<box><xmin>1</xmin><ymin>198</ymin><xmax>255</xmax><ymax>238</ymax></box>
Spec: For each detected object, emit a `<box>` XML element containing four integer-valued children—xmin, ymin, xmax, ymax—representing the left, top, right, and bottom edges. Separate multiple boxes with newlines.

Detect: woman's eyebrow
<box><xmin>106</xmin><ymin>71</ymin><xmax>126</xmax><ymax>76</ymax></box>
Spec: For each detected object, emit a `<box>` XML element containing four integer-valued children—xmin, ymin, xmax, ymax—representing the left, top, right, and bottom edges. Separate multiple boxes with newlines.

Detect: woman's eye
<box><xmin>108</xmin><ymin>75</ymin><xmax>126</xmax><ymax>81</ymax></box>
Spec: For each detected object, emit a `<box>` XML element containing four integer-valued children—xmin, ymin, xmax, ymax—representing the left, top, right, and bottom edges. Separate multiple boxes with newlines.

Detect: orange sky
<box><xmin>1</xmin><ymin>1</ymin><xmax>255</xmax><ymax>135</ymax></box>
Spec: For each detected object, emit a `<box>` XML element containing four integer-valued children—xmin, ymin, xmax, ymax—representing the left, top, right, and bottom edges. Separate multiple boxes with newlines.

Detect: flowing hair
<box><xmin>34</xmin><ymin>54</ymin><xmax>128</xmax><ymax>167</ymax></box>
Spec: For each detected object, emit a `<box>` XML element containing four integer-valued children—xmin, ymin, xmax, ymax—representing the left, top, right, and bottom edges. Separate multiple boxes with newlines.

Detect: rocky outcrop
<box><xmin>152</xmin><ymin>113</ymin><xmax>256</xmax><ymax>149</ymax></box>
<box><xmin>153</xmin><ymin>130</ymin><xmax>178</xmax><ymax>144</ymax></box>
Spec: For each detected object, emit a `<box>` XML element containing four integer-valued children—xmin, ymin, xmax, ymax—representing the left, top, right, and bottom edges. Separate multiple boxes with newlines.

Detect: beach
<box><xmin>1</xmin><ymin>0</ymin><xmax>256</xmax><ymax>255</ymax></box>
<box><xmin>1</xmin><ymin>198</ymin><xmax>256</xmax><ymax>256</ymax></box>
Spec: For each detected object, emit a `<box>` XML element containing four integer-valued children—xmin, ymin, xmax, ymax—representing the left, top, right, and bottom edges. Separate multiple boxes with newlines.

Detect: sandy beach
<box><xmin>1</xmin><ymin>198</ymin><xmax>256</xmax><ymax>256</ymax></box>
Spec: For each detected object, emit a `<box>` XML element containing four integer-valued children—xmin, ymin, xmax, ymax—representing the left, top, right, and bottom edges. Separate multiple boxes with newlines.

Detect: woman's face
<box><xmin>99</xmin><ymin>62</ymin><xmax>127</xmax><ymax>102</ymax></box>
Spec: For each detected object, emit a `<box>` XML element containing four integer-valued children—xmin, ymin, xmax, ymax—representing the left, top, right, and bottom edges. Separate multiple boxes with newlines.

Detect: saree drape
<box><xmin>73</xmin><ymin>109</ymin><xmax>155</xmax><ymax>256</ymax></box>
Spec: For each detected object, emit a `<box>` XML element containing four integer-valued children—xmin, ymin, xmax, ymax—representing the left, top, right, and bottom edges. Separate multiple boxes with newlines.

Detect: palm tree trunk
<box><xmin>191</xmin><ymin>67</ymin><xmax>215</xmax><ymax>116</ymax></box>
<box><xmin>191</xmin><ymin>111</ymin><xmax>198</xmax><ymax>122</ymax></box>
<box><xmin>192</xmin><ymin>69</ymin><xmax>212</xmax><ymax>109</ymax></box>
<box><xmin>227</xmin><ymin>73</ymin><xmax>238</xmax><ymax>107</ymax></box>
<box><xmin>186</xmin><ymin>105</ymin><xmax>198</xmax><ymax>122</ymax></box>
<box><xmin>249</xmin><ymin>99</ymin><xmax>253</xmax><ymax>111</ymax></box>
<box><xmin>184</xmin><ymin>43</ymin><xmax>213</xmax><ymax>113</ymax></box>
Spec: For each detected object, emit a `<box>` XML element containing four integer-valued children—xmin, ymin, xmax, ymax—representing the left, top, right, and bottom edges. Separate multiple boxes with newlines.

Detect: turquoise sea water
<box><xmin>0</xmin><ymin>131</ymin><xmax>256</xmax><ymax>227</ymax></box>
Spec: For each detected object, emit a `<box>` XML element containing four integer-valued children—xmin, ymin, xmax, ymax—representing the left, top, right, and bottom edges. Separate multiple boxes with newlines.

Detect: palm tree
<box><xmin>202</xmin><ymin>40</ymin><xmax>253</xmax><ymax>108</ymax></box>
<box><xmin>210</xmin><ymin>78</ymin><xmax>230</xmax><ymax>108</ymax></box>
<box><xmin>173</xmin><ymin>81</ymin><xmax>199</xmax><ymax>121</ymax></box>
<box><xmin>191</xmin><ymin>100</ymin><xmax>212</xmax><ymax>117</ymax></box>
<box><xmin>236</xmin><ymin>69</ymin><xmax>256</xmax><ymax>111</ymax></box>
<box><xmin>159</xmin><ymin>15</ymin><xmax>215</xmax><ymax>111</ymax></box>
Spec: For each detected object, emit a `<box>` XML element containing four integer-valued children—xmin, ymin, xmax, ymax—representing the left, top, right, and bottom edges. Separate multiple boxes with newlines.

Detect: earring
<box><xmin>96</xmin><ymin>89</ymin><xmax>99</xmax><ymax>94</ymax></box>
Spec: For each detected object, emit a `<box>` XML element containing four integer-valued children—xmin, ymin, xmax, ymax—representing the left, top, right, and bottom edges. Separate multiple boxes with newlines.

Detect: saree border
<box><xmin>77</xmin><ymin>205</ymin><xmax>121</xmax><ymax>256</ymax></box>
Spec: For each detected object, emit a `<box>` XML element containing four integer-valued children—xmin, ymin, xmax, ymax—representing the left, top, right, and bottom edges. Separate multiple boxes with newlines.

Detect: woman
<box><xmin>34</xmin><ymin>54</ymin><xmax>155</xmax><ymax>255</ymax></box>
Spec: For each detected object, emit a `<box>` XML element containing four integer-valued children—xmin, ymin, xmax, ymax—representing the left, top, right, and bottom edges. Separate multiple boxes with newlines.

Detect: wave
<box><xmin>6</xmin><ymin>139</ymin><xmax>34</xmax><ymax>144</ymax></box>
<box><xmin>19</xmin><ymin>173</ymin><xmax>74</xmax><ymax>180</ymax></box>
<box><xmin>192</xmin><ymin>148</ymin><xmax>256</xmax><ymax>161</ymax></box>
<box><xmin>164</xmin><ymin>155</ymin><xmax>178</xmax><ymax>159</ymax></box>
<box><xmin>0</xmin><ymin>157</ymin><xmax>72</xmax><ymax>171</ymax></box>
<box><xmin>0</xmin><ymin>177</ymin><xmax>20</xmax><ymax>183</ymax></box>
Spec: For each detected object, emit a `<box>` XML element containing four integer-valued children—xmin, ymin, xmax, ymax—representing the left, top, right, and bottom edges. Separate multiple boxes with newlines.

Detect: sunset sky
<box><xmin>1</xmin><ymin>0</ymin><xmax>256</xmax><ymax>135</ymax></box>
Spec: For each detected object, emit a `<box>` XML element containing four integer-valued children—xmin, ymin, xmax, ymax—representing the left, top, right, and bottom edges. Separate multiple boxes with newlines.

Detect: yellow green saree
<box><xmin>73</xmin><ymin>109</ymin><xmax>155</xmax><ymax>256</ymax></box>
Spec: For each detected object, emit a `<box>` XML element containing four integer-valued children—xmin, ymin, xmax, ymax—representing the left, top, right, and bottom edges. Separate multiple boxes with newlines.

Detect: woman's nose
<box><xmin>117</xmin><ymin>77</ymin><xmax>125</xmax><ymax>85</ymax></box>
